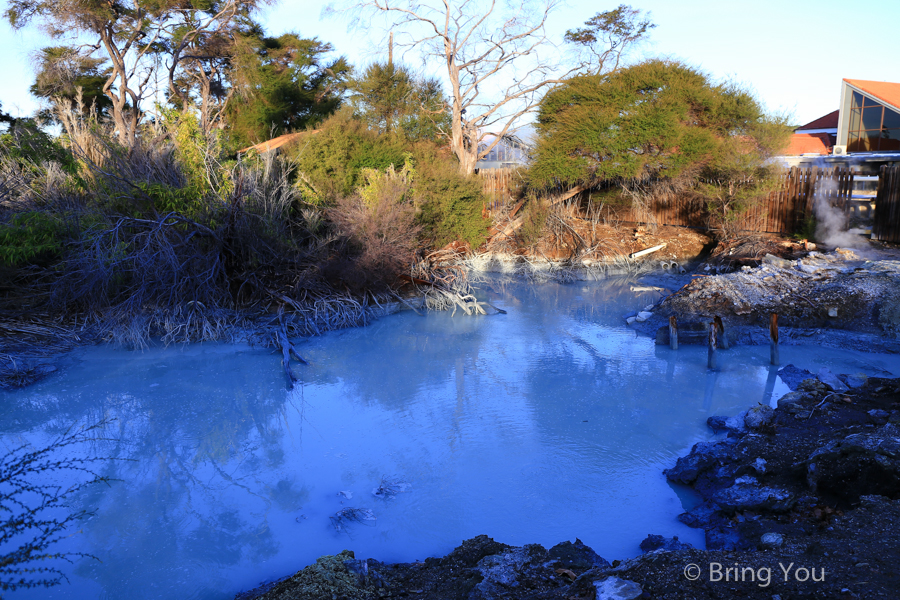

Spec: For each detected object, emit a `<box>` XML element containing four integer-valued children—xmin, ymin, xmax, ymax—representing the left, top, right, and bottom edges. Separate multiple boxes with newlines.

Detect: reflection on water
<box><xmin>3</xmin><ymin>278</ymin><xmax>900</xmax><ymax>600</ymax></box>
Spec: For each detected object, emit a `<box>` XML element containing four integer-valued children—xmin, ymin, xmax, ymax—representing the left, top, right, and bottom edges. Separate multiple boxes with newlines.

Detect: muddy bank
<box><xmin>237</xmin><ymin>370</ymin><xmax>900</xmax><ymax>600</ymax></box>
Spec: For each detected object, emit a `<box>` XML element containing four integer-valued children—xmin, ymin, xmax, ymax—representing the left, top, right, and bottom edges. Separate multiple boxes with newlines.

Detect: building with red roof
<box><xmin>778</xmin><ymin>80</ymin><xmax>900</xmax><ymax>166</ymax></box>
<box><xmin>796</xmin><ymin>110</ymin><xmax>840</xmax><ymax>135</ymax></box>
<box><xmin>784</xmin><ymin>132</ymin><xmax>832</xmax><ymax>156</ymax></box>
<box><xmin>837</xmin><ymin>79</ymin><xmax>900</xmax><ymax>154</ymax></box>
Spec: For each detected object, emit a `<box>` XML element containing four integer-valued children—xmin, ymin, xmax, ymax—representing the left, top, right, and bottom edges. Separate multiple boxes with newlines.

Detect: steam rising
<box><xmin>813</xmin><ymin>176</ymin><xmax>868</xmax><ymax>248</ymax></box>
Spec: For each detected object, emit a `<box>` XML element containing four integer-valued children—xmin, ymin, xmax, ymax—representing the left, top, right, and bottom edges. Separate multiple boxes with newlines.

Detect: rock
<box><xmin>777</xmin><ymin>391</ymin><xmax>810</xmax><ymax>409</ymax></box>
<box><xmin>817</xmin><ymin>367</ymin><xmax>850</xmax><ymax>393</ymax></box>
<box><xmin>798</xmin><ymin>378</ymin><xmax>829</xmax><ymax>395</ymax></box>
<box><xmin>475</xmin><ymin>546</ymin><xmax>541</xmax><ymax>586</ymax></box>
<box><xmin>625</xmin><ymin>316</ymin><xmax>637</xmax><ymax>325</ymax></box>
<box><xmin>869</xmin><ymin>409</ymin><xmax>890</xmax><ymax>424</ymax></box>
<box><xmin>828</xmin><ymin>307</ymin><xmax>839</xmax><ymax>318</ymax></box>
<box><xmin>760</xmin><ymin>533</ymin><xmax>784</xmax><ymax>549</ymax></box>
<box><xmin>798</xmin><ymin>263</ymin><xmax>822</xmax><ymax>274</ymax></box>
<box><xmin>594</xmin><ymin>577</ymin><xmax>643</xmax><ymax>600</ymax></box>
<box><xmin>753</xmin><ymin>458</ymin><xmax>768</xmax><ymax>474</ymax></box>
<box><xmin>664</xmin><ymin>441</ymin><xmax>729</xmax><ymax>484</ymax></box>
<box><xmin>705</xmin><ymin>527</ymin><xmax>746</xmax><ymax>551</ymax></box>
<box><xmin>707</xmin><ymin>415</ymin><xmax>729</xmax><ymax>431</ymax></box>
<box><xmin>840</xmin><ymin>372</ymin><xmax>869</xmax><ymax>389</ymax></box>
<box><xmin>878</xmin><ymin>290</ymin><xmax>900</xmax><ymax>338</ymax></box>
<box><xmin>712</xmin><ymin>482</ymin><xmax>796</xmax><ymax>513</ymax></box>
<box><xmin>255</xmin><ymin>550</ymin><xmax>364</xmax><ymax>599</ymax></box>
<box><xmin>777</xmin><ymin>364</ymin><xmax>815</xmax><ymax>391</ymax></box>
<box><xmin>342</xmin><ymin>558</ymin><xmax>368</xmax><ymax>586</ymax></box>
<box><xmin>639</xmin><ymin>534</ymin><xmax>693</xmax><ymax>553</ymax></box>
<box><xmin>472</xmin><ymin>544</ymin><xmax>552</xmax><ymax>599</ymax></box>
<box><xmin>635</xmin><ymin>311</ymin><xmax>653</xmax><ymax>322</ymax></box>
<box><xmin>707</xmin><ymin>414</ymin><xmax>746</xmax><ymax>432</ymax></box>
<box><xmin>548</xmin><ymin>539</ymin><xmax>609</xmax><ymax>570</ymax></box>
<box><xmin>763</xmin><ymin>253</ymin><xmax>793</xmax><ymax>269</ymax></box>
<box><xmin>678</xmin><ymin>501</ymin><xmax>721</xmax><ymax>528</ymax></box>
<box><xmin>441</xmin><ymin>535</ymin><xmax>512</xmax><ymax>568</ymax></box>
<box><xmin>806</xmin><ymin>431</ymin><xmax>900</xmax><ymax>500</ymax></box>
<box><xmin>744</xmin><ymin>405</ymin><xmax>774</xmax><ymax>431</ymax></box>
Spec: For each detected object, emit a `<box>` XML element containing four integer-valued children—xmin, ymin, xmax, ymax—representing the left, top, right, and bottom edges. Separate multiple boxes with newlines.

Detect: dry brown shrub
<box><xmin>326</xmin><ymin>177</ymin><xmax>420</xmax><ymax>290</ymax></box>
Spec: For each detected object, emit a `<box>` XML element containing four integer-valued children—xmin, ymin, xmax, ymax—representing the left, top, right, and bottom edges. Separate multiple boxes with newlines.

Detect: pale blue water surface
<box><xmin>3</xmin><ymin>278</ymin><xmax>900</xmax><ymax>599</ymax></box>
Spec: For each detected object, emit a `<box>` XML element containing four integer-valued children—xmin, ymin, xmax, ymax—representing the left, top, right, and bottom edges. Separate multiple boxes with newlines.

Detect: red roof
<box><xmin>784</xmin><ymin>133</ymin><xmax>832</xmax><ymax>156</ymax></box>
<box><xmin>844</xmin><ymin>79</ymin><xmax>900</xmax><ymax>111</ymax></box>
<box><xmin>796</xmin><ymin>110</ymin><xmax>839</xmax><ymax>131</ymax></box>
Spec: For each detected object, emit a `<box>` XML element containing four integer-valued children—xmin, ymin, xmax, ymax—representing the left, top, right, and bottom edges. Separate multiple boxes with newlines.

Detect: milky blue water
<box><xmin>3</xmin><ymin>278</ymin><xmax>900</xmax><ymax>599</ymax></box>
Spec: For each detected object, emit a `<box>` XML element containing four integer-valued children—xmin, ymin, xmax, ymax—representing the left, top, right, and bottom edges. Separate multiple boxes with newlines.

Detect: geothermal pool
<box><xmin>3</xmin><ymin>278</ymin><xmax>900</xmax><ymax>600</ymax></box>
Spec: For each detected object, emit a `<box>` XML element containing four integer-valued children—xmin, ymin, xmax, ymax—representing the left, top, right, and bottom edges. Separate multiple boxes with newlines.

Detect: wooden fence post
<box><xmin>715</xmin><ymin>315</ymin><xmax>729</xmax><ymax>349</ymax></box>
<box><xmin>669</xmin><ymin>316</ymin><xmax>678</xmax><ymax>350</ymax></box>
<box><xmin>769</xmin><ymin>313</ymin><xmax>779</xmax><ymax>366</ymax></box>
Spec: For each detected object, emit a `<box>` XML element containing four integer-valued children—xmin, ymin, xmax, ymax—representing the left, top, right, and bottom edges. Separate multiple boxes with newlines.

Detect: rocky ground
<box><xmin>644</xmin><ymin>245</ymin><xmax>900</xmax><ymax>339</ymax></box>
<box><xmin>237</xmin><ymin>369</ymin><xmax>900</xmax><ymax>600</ymax></box>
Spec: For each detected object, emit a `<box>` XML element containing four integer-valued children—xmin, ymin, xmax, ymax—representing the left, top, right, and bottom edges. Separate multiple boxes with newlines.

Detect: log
<box><xmin>629</xmin><ymin>243</ymin><xmax>667</xmax><ymax>259</ymax></box>
<box><xmin>276</xmin><ymin>308</ymin><xmax>309</xmax><ymax>389</ymax></box>
<box><xmin>491</xmin><ymin>185</ymin><xmax>586</xmax><ymax>240</ymax></box>
<box><xmin>277</xmin><ymin>327</ymin><xmax>296</xmax><ymax>388</ymax></box>
<box><xmin>391</xmin><ymin>291</ymin><xmax>424</xmax><ymax>316</ymax></box>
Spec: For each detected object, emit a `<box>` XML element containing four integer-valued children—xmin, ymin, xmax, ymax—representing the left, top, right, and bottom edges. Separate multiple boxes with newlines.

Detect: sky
<box><xmin>1</xmin><ymin>0</ymin><xmax>898</xmax><ymax>126</ymax></box>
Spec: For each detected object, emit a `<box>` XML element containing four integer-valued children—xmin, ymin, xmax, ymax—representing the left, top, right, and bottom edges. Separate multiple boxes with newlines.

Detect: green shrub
<box><xmin>0</xmin><ymin>121</ymin><xmax>79</xmax><ymax>177</ymax></box>
<box><xmin>135</xmin><ymin>182</ymin><xmax>209</xmax><ymax>221</ymax></box>
<box><xmin>290</xmin><ymin>110</ymin><xmax>408</xmax><ymax>202</ymax></box>
<box><xmin>517</xmin><ymin>196</ymin><xmax>549</xmax><ymax>247</ymax></box>
<box><xmin>412</xmin><ymin>144</ymin><xmax>488</xmax><ymax>249</ymax></box>
<box><xmin>0</xmin><ymin>211</ymin><xmax>65</xmax><ymax>266</ymax></box>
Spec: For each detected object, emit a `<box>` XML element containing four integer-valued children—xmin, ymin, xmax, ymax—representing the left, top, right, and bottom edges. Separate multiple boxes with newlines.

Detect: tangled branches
<box><xmin>0</xmin><ymin>420</ymin><xmax>119</xmax><ymax>593</ymax></box>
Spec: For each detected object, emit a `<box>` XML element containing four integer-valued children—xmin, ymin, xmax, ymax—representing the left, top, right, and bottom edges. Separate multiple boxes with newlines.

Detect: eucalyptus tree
<box><xmin>341</xmin><ymin>1</ymin><xmax>653</xmax><ymax>175</ymax></box>
<box><xmin>6</xmin><ymin>0</ymin><xmax>165</xmax><ymax>144</ymax></box>
<box><xmin>162</xmin><ymin>2</ymin><xmax>263</xmax><ymax>133</ymax></box>
<box><xmin>30</xmin><ymin>46</ymin><xmax>113</xmax><ymax>121</ymax></box>
<box><xmin>5</xmin><ymin>0</ymin><xmax>264</xmax><ymax>144</ymax></box>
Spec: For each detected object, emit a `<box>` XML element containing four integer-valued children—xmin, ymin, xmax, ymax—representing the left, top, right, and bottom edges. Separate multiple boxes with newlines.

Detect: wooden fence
<box><xmin>479</xmin><ymin>166</ymin><xmax>857</xmax><ymax>235</ymax></box>
<box><xmin>873</xmin><ymin>165</ymin><xmax>900</xmax><ymax>242</ymax></box>
<box><xmin>731</xmin><ymin>166</ymin><xmax>854</xmax><ymax>234</ymax></box>
<box><xmin>479</xmin><ymin>168</ymin><xmax>521</xmax><ymax>211</ymax></box>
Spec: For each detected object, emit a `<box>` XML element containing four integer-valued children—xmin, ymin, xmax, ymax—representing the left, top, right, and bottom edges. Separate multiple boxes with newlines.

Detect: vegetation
<box><xmin>529</xmin><ymin>59</ymin><xmax>791</xmax><ymax>236</ymax></box>
<box><xmin>348</xmin><ymin>61</ymin><xmax>448</xmax><ymax>141</ymax></box>
<box><xmin>225</xmin><ymin>32</ymin><xmax>351</xmax><ymax>150</ymax></box>
<box><xmin>351</xmin><ymin>1</ymin><xmax>653</xmax><ymax>174</ymax></box>
<box><xmin>289</xmin><ymin>112</ymin><xmax>488</xmax><ymax>247</ymax></box>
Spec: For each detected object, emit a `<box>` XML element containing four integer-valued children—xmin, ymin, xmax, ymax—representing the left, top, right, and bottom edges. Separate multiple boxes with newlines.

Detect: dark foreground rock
<box><xmin>238</xmin><ymin>373</ymin><xmax>900</xmax><ymax>600</ymax></box>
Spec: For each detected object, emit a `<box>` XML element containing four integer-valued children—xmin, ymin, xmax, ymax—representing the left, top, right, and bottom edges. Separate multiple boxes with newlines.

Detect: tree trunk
<box><xmin>446</xmin><ymin>51</ymin><xmax>478</xmax><ymax>176</ymax></box>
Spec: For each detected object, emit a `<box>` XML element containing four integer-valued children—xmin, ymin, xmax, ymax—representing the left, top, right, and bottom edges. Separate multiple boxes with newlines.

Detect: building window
<box><xmin>847</xmin><ymin>92</ymin><xmax>900</xmax><ymax>152</ymax></box>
